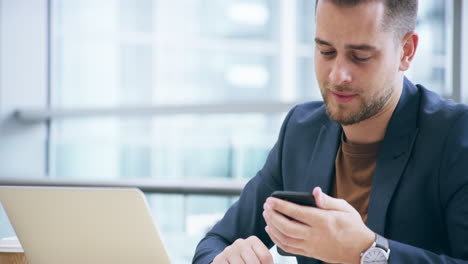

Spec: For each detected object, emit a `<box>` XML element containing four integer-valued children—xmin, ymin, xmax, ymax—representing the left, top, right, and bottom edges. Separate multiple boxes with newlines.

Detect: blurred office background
<box><xmin>0</xmin><ymin>0</ymin><xmax>467</xmax><ymax>263</ymax></box>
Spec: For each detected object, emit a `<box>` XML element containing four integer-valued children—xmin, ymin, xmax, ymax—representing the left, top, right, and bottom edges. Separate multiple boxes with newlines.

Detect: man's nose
<box><xmin>328</xmin><ymin>58</ymin><xmax>352</xmax><ymax>86</ymax></box>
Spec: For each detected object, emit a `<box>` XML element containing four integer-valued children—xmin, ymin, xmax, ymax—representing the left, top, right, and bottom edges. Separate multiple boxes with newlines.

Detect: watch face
<box><xmin>362</xmin><ymin>248</ymin><xmax>388</xmax><ymax>264</ymax></box>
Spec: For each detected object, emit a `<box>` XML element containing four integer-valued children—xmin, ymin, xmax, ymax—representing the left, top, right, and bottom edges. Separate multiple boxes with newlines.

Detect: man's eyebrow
<box><xmin>315</xmin><ymin>38</ymin><xmax>377</xmax><ymax>51</ymax></box>
<box><xmin>315</xmin><ymin>38</ymin><xmax>332</xmax><ymax>46</ymax></box>
<box><xmin>346</xmin><ymin>44</ymin><xmax>377</xmax><ymax>51</ymax></box>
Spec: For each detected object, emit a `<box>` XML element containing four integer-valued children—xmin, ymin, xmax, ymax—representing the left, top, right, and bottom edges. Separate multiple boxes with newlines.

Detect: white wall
<box><xmin>0</xmin><ymin>0</ymin><xmax>48</xmax><ymax>176</ymax></box>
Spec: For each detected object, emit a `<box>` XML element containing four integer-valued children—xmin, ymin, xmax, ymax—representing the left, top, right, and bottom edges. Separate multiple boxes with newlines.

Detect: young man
<box><xmin>193</xmin><ymin>0</ymin><xmax>468</xmax><ymax>263</ymax></box>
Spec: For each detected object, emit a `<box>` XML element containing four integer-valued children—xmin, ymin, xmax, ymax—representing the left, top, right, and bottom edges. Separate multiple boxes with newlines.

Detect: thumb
<box><xmin>313</xmin><ymin>187</ymin><xmax>354</xmax><ymax>212</ymax></box>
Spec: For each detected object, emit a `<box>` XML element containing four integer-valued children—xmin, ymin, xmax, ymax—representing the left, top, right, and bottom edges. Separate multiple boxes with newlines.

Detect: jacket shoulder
<box><xmin>418</xmin><ymin>85</ymin><xmax>468</xmax><ymax>125</ymax></box>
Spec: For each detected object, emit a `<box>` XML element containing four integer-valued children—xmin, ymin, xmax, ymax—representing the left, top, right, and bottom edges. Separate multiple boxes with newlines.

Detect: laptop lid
<box><xmin>0</xmin><ymin>186</ymin><xmax>171</xmax><ymax>264</ymax></box>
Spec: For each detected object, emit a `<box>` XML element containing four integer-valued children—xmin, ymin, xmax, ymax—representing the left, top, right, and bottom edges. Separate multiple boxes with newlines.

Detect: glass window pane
<box><xmin>297</xmin><ymin>0</ymin><xmax>316</xmax><ymax>45</ymax></box>
<box><xmin>410</xmin><ymin>0</ymin><xmax>448</xmax><ymax>96</ymax></box>
<box><xmin>50</xmin><ymin>114</ymin><xmax>282</xmax><ymax>180</ymax></box>
<box><xmin>51</xmin><ymin>0</ymin><xmax>280</xmax><ymax>107</ymax></box>
<box><xmin>153</xmin><ymin>51</ymin><xmax>279</xmax><ymax>104</ymax></box>
<box><xmin>154</xmin><ymin>0</ymin><xmax>278</xmax><ymax>40</ymax></box>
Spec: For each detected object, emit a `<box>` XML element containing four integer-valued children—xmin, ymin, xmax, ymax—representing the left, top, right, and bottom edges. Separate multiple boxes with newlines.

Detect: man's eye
<box><xmin>320</xmin><ymin>51</ymin><xmax>336</xmax><ymax>56</ymax></box>
<box><xmin>352</xmin><ymin>55</ymin><xmax>371</xmax><ymax>62</ymax></box>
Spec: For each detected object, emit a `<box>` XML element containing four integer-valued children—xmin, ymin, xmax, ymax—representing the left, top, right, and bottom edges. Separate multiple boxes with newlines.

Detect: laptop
<box><xmin>0</xmin><ymin>186</ymin><xmax>171</xmax><ymax>264</ymax></box>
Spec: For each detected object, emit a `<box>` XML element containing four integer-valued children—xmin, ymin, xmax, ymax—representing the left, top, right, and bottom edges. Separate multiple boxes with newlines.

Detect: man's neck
<box><xmin>342</xmin><ymin>86</ymin><xmax>403</xmax><ymax>144</ymax></box>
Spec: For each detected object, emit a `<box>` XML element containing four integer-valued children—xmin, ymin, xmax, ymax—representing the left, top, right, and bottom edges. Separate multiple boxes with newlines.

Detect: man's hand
<box><xmin>263</xmin><ymin>187</ymin><xmax>374</xmax><ymax>264</ymax></box>
<box><xmin>211</xmin><ymin>236</ymin><xmax>274</xmax><ymax>264</ymax></box>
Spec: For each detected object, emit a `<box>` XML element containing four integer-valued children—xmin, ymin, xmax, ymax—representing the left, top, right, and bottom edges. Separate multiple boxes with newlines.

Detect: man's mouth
<box><xmin>331</xmin><ymin>91</ymin><xmax>358</xmax><ymax>103</ymax></box>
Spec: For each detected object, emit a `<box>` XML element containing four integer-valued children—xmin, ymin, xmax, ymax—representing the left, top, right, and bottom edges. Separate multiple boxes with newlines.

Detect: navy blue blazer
<box><xmin>193</xmin><ymin>78</ymin><xmax>468</xmax><ymax>264</ymax></box>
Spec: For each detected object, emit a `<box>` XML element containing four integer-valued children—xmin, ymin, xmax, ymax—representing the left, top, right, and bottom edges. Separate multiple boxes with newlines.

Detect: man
<box><xmin>193</xmin><ymin>0</ymin><xmax>468</xmax><ymax>263</ymax></box>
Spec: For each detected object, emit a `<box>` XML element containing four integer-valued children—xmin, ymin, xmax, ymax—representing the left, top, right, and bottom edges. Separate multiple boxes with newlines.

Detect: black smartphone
<box><xmin>269</xmin><ymin>191</ymin><xmax>316</xmax><ymax>257</ymax></box>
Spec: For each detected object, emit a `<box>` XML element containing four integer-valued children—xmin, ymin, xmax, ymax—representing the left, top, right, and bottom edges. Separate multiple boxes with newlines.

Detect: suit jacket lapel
<box><xmin>367</xmin><ymin>77</ymin><xmax>421</xmax><ymax>235</ymax></box>
<box><xmin>305</xmin><ymin>121</ymin><xmax>342</xmax><ymax>195</ymax></box>
<box><xmin>366</xmin><ymin>129</ymin><xmax>419</xmax><ymax>234</ymax></box>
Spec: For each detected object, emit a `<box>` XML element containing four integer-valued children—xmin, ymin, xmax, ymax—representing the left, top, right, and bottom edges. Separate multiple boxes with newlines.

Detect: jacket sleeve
<box><xmin>390</xmin><ymin>111</ymin><xmax>468</xmax><ymax>263</ymax></box>
<box><xmin>192</xmin><ymin>107</ymin><xmax>297</xmax><ymax>264</ymax></box>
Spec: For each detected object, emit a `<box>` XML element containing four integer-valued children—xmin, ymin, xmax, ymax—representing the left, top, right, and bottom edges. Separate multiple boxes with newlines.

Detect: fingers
<box><xmin>249</xmin><ymin>236</ymin><xmax>274</xmax><ymax>264</ymax></box>
<box><xmin>226</xmin><ymin>253</ymin><xmax>245</xmax><ymax>264</ymax></box>
<box><xmin>262</xmin><ymin>204</ymin><xmax>308</xmax><ymax>239</ymax></box>
<box><xmin>240</xmin><ymin>247</ymin><xmax>260</xmax><ymax>264</ymax></box>
<box><xmin>212</xmin><ymin>236</ymin><xmax>273</xmax><ymax>264</ymax></box>
<box><xmin>262</xmin><ymin>206</ymin><xmax>311</xmax><ymax>258</ymax></box>
<box><xmin>265</xmin><ymin>225</ymin><xmax>305</xmax><ymax>256</ymax></box>
<box><xmin>313</xmin><ymin>187</ymin><xmax>355</xmax><ymax>212</ymax></box>
<box><xmin>265</xmin><ymin>197</ymin><xmax>308</xmax><ymax>222</ymax></box>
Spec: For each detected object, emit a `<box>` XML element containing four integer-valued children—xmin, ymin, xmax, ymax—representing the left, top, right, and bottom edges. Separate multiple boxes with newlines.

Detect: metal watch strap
<box><xmin>375</xmin><ymin>233</ymin><xmax>390</xmax><ymax>252</ymax></box>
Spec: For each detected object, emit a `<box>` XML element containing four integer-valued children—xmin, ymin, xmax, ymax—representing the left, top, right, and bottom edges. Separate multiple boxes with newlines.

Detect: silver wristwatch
<box><xmin>360</xmin><ymin>233</ymin><xmax>390</xmax><ymax>264</ymax></box>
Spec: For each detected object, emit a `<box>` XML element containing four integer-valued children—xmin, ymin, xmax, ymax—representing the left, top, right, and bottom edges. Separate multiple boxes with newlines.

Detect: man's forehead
<box><xmin>314</xmin><ymin>0</ymin><xmax>387</xmax><ymax>48</ymax></box>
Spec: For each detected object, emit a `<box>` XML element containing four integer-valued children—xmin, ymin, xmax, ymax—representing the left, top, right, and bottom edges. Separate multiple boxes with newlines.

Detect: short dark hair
<box><xmin>315</xmin><ymin>0</ymin><xmax>418</xmax><ymax>41</ymax></box>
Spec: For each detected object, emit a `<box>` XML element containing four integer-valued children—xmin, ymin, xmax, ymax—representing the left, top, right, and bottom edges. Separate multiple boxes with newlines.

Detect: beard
<box><xmin>320</xmin><ymin>82</ymin><xmax>394</xmax><ymax>126</ymax></box>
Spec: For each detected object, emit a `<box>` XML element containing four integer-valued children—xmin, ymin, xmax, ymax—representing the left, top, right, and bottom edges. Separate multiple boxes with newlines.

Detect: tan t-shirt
<box><xmin>333</xmin><ymin>134</ymin><xmax>382</xmax><ymax>223</ymax></box>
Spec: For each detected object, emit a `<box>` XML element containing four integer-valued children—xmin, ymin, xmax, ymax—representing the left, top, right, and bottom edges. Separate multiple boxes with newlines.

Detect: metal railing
<box><xmin>14</xmin><ymin>102</ymin><xmax>300</xmax><ymax>123</ymax></box>
<box><xmin>0</xmin><ymin>178</ymin><xmax>245</xmax><ymax>196</ymax></box>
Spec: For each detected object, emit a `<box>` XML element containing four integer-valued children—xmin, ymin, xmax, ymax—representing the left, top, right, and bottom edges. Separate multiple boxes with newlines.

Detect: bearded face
<box><xmin>319</xmin><ymin>81</ymin><xmax>394</xmax><ymax>126</ymax></box>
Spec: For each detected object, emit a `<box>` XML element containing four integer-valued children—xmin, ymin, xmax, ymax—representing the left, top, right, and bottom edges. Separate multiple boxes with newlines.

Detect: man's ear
<box><xmin>399</xmin><ymin>32</ymin><xmax>419</xmax><ymax>71</ymax></box>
